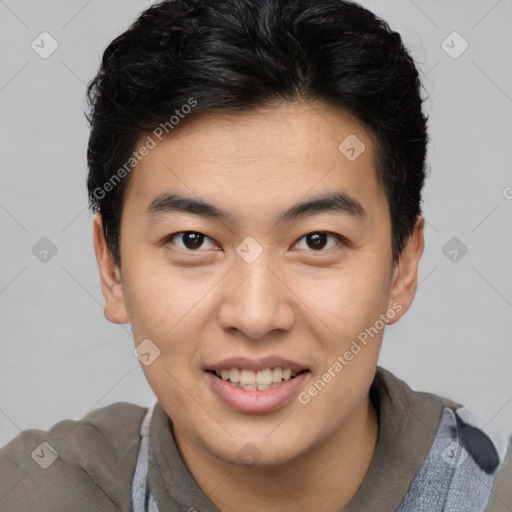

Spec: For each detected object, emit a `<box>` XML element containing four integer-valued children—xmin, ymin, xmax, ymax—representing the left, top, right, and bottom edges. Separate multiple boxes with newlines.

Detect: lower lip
<box><xmin>205</xmin><ymin>371</ymin><xmax>310</xmax><ymax>414</ymax></box>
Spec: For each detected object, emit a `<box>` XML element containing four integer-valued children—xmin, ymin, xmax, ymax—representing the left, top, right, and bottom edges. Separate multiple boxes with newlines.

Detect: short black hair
<box><xmin>86</xmin><ymin>0</ymin><xmax>428</xmax><ymax>267</ymax></box>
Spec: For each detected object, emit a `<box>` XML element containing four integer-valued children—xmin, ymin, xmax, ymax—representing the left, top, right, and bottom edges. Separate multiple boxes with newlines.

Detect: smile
<box><xmin>204</xmin><ymin>360</ymin><xmax>311</xmax><ymax>414</ymax></box>
<box><xmin>211</xmin><ymin>367</ymin><xmax>306</xmax><ymax>391</ymax></box>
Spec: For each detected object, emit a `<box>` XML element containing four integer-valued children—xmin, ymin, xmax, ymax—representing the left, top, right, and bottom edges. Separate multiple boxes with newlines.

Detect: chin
<box><xmin>211</xmin><ymin>435</ymin><xmax>306</xmax><ymax>469</ymax></box>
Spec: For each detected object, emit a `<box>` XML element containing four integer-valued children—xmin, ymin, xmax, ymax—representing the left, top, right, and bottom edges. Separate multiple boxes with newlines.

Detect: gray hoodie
<box><xmin>1</xmin><ymin>367</ymin><xmax>510</xmax><ymax>511</ymax></box>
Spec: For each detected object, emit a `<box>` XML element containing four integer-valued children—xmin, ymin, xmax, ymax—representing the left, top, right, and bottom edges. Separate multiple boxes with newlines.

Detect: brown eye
<box><xmin>295</xmin><ymin>231</ymin><xmax>342</xmax><ymax>251</ymax></box>
<box><xmin>167</xmin><ymin>231</ymin><xmax>216</xmax><ymax>251</ymax></box>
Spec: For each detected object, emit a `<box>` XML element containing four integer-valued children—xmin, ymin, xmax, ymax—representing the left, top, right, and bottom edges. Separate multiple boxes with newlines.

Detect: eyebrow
<box><xmin>145</xmin><ymin>191</ymin><xmax>365</xmax><ymax>224</ymax></box>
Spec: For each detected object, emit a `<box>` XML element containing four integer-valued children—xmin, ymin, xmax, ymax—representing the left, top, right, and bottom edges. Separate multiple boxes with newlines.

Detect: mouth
<box><xmin>204</xmin><ymin>357</ymin><xmax>311</xmax><ymax>413</ymax></box>
<box><xmin>205</xmin><ymin>367</ymin><xmax>310</xmax><ymax>391</ymax></box>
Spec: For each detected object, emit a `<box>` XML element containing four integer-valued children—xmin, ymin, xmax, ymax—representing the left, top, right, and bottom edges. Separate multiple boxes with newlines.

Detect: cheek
<box><xmin>126</xmin><ymin>265</ymin><xmax>214</xmax><ymax>415</ymax></box>
<box><xmin>122</xmin><ymin>258</ymin><xmax>218</xmax><ymax>386</ymax></box>
<box><xmin>300</xmin><ymin>261</ymin><xmax>391</xmax><ymax>345</ymax></box>
<box><xmin>123</xmin><ymin>256</ymin><xmax>209</xmax><ymax>340</ymax></box>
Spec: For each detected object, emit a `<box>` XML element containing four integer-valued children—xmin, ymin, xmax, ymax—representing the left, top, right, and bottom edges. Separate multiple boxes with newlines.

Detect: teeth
<box><xmin>215</xmin><ymin>367</ymin><xmax>301</xmax><ymax>389</ymax></box>
<box><xmin>240</xmin><ymin>369</ymin><xmax>256</xmax><ymax>386</ymax></box>
<box><xmin>229</xmin><ymin>368</ymin><xmax>240</xmax><ymax>383</ymax></box>
<box><xmin>256</xmin><ymin>368</ymin><xmax>272</xmax><ymax>385</ymax></box>
<box><xmin>272</xmin><ymin>368</ymin><xmax>282</xmax><ymax>382</ymax></box>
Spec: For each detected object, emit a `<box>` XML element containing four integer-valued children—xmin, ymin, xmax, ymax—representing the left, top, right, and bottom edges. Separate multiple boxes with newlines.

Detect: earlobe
<box><xmin>92</xmin><ymin>214</ymin><xmax>130</xmax><ymax>324</ymax></box>
<box><xmin>387</xmin><ymin>216</ymin><xmax>425</xmax><ymax>325</ymax></box>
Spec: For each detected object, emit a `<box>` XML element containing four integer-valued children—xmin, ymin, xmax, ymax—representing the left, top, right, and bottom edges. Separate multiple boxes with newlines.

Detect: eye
<box><xmin>294</xmin><ymin>231</ymin><xmax>344</xmax><ymax>251</ymax></box>
<box><xmin>166</xmin><ymin>231</ymin><xmax>217</xmax><ymax>251</ymax></box>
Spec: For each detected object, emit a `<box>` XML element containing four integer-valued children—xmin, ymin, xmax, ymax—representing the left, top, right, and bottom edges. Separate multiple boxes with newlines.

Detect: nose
<box><xmin>217</xmin><ymin>252</ymin><xmax>295</xmax><ymax>340</ymax></box>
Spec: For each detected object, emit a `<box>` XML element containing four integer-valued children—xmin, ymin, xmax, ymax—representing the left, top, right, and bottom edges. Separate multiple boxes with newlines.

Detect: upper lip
<box><xmin>206</xmin><ymin>357</ymin><xmax>308</xmax><ymax>373</ymax></box>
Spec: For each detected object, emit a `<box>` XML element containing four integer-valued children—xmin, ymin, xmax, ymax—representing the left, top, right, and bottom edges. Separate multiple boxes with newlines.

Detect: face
<box><xmin>94</xmin><ymin>100</ymin><xmax>423</xmax><ymax>468</ymax></box>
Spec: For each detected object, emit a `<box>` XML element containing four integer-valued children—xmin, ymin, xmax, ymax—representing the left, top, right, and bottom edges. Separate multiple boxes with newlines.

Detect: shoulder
<box><xmin>375</xmin><ymin>367</ymin><xmax>512</xmax><ymax>511</ymax></box>
<box><xmin>0</xmin><ymin>401</ymin><xmax>148</xmax><ymax>512</ymax></box>
<box><xmin>485</xmin><ymin>437</ymin><xmax>512</xmax><ymax>511</ymax></box>
<box><xmin>397</xmin><ymin>403</ymin><xmax>512</xmax><ymax>512</ymax></box>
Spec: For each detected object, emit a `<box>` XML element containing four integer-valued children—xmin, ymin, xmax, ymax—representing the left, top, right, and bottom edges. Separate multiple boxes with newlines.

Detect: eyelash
<box><xmin>165</xmin><ymin>231</ymin><xmax>346</xmax><ymax>253</ymax></box>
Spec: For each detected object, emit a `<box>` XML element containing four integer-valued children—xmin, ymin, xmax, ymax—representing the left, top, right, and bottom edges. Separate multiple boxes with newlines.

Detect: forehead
<box><xmin>122</xmin><ymin>100</ymin><xmax>384</xmax><ymax>225</ymax></box>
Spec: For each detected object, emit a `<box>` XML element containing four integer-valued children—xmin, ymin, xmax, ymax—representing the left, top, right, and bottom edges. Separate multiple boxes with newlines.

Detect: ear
<box><xmin>387</xmin><ymin>216</ymin><xmax>425</xmax><ymax>325</ymax></box>
<box><xmin>93</xmin><ymin>214</ymin><xmax>130</xmax><ymax>324</ymax></box>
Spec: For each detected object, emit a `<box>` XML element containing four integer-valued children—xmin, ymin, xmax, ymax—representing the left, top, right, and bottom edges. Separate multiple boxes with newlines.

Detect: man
<box><xmin>1</xmin><ymin>0</ymin><xmax>510</xmax><ymax>510</ymax></box>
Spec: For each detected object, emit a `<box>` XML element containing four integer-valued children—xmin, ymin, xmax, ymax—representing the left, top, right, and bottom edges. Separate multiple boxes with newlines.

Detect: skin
<box><xmin>93</xmin><ymin>100</ymin><xmax>424</xmax><ymax>511</ymax></box>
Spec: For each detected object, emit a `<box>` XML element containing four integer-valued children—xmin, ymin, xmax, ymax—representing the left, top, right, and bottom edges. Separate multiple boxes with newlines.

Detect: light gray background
<box><xmin>1</xmin><ymin>0</ymin><xmax>511</xmax><ymax>448</ymax></box>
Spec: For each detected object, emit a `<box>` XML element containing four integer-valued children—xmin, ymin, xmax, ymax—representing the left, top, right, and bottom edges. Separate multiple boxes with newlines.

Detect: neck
<box><xmin>173</xmin><ymin>394</ymin><xmax>378</xmax><ymax>512</ymax></box>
